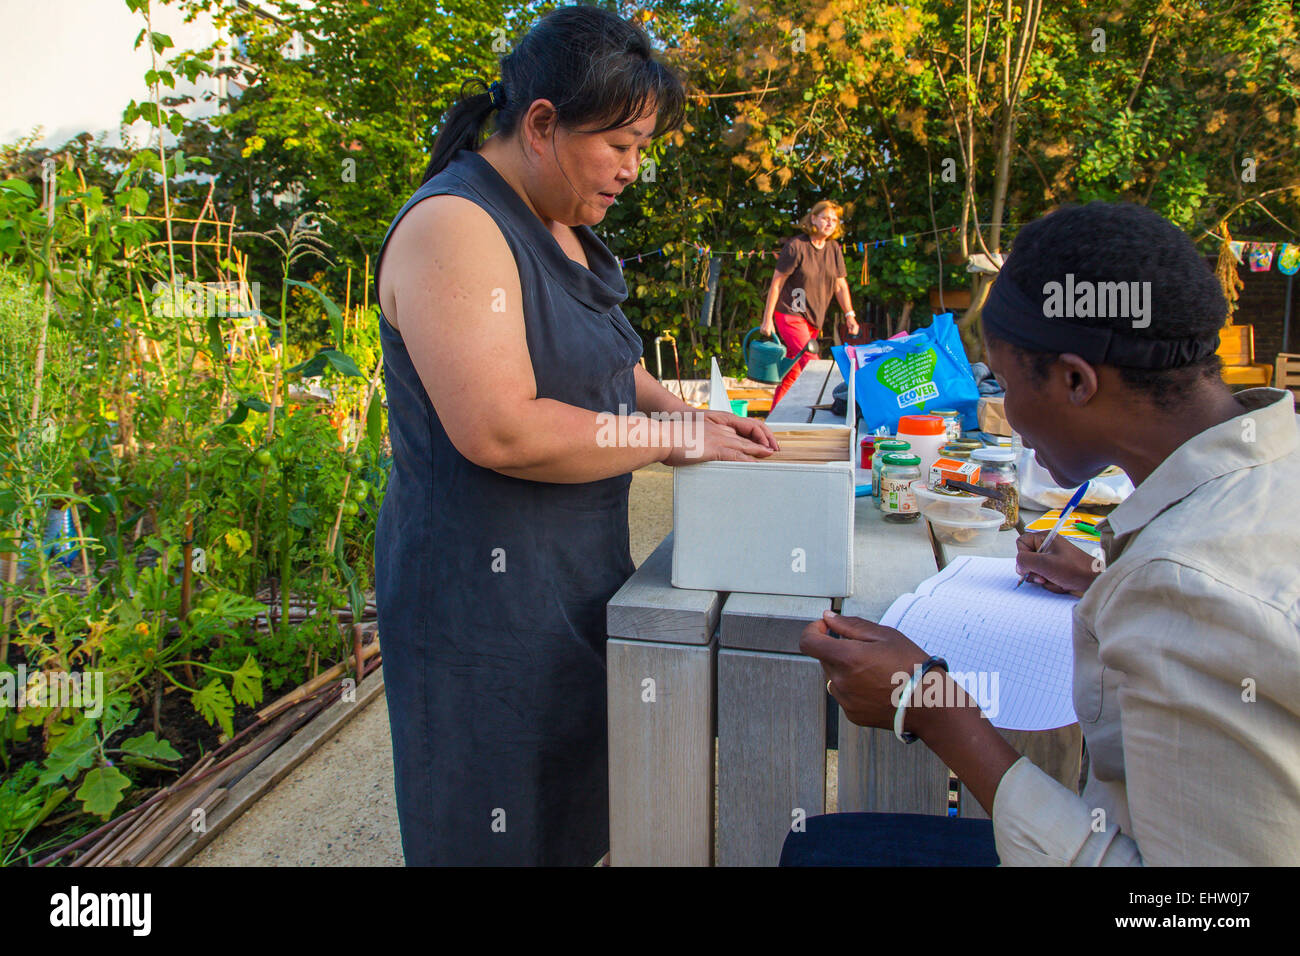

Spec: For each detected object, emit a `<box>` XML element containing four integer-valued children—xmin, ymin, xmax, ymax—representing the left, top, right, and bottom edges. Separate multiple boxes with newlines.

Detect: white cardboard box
<box><xmin>671</xmin><ymin>359</ymin><xmax>857</xmax><ymax>597</ymax></box>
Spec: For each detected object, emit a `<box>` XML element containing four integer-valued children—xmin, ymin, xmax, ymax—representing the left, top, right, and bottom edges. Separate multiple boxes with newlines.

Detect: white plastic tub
<box><xmin>925</xmin><ymin>511</ymin><xmax>1003</xmax><ymax>549</ymax></box>
<box><xmin>912</xmin><ymin>481</ymin><xmax>990</xmax><ymax>521</ymax></box>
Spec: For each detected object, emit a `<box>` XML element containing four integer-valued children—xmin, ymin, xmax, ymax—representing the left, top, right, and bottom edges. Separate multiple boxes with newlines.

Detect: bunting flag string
<box><xmin>1199</xmin><ymin>230</ymin><xmax>1300</xmax><ymax>275</ymax></box>
<box><xmin>616</xmin><ymin>221</ymin><xmax>996</xmax><ymax>271</ymax></box>
<box><xmin>616</xmin><ymin>227</ymin><xmax>1300</xmax><ymax>276</ymax></box>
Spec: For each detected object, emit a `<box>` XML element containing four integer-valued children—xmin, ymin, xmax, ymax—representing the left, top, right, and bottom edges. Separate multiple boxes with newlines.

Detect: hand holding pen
<box><xmin>1014</xmin><ymin>483</ymin><xmax>1101</xmax><ymax>597</ymax></box>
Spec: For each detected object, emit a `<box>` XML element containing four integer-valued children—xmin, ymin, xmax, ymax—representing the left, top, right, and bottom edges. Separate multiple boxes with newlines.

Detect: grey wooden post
<box><xmin>607</xmin><ymin>534</ymin><xmax>720</xmax><ymax>865</ymax></box>
<box><xmin>717</xmin><ymin>592</ymin><xmax>830</xmax><ymax>866</ymax></box>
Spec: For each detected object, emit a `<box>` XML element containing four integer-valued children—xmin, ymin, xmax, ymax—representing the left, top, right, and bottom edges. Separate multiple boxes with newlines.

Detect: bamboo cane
<box><xmin>39</xmin><ymin>684</ymin><xmax>345</xmax><ymax>866</ymax></box>
<box><xmin>255</xmin><ymin>639</ymin><xmax>380</xmax><ymax>720</ymax></box>
<box><xmin>74</xmin><ymin>754</ymin><xmax>214</xmax><ymax>866</ymax></box>
<box><xmin>68</xmin><ymin>496</ymin><xmax>91</xmax><ymax>578</ymax></box>
<box><xmin>138</xmin><ymin>788</ymin><xmax>228</xmax><ymax>866</ymax></box>
<box><xmin>116</xmin><ymin>773</ymin><xmax>228</xmax><ymax>865</ymax></box>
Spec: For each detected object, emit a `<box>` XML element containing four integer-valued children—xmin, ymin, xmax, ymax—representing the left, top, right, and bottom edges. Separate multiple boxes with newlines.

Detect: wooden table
<box><xmin>606</xmin><ymin>360</ymin><xmax>1082</xmax><ymax>865</ymax></box>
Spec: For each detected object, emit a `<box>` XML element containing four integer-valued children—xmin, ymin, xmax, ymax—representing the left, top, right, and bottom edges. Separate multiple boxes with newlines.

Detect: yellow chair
<box><xmin>1217</xmin><ymin>325</ymin><xmax>1273</xmax><ymax>387</ymax></box>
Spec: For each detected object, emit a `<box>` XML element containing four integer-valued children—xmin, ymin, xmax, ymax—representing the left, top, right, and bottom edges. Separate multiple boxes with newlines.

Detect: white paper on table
<box><xmin>878</xmin><ymin>555</ymin><xmax>1078</xmax><ymax>731</ymax></box>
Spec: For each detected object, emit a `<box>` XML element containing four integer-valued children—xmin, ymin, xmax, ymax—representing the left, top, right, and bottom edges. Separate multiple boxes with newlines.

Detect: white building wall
<box><xmin>0</xmin><ymin>0</ymin><xmax>308</xmax><ymax>151</ymax></box>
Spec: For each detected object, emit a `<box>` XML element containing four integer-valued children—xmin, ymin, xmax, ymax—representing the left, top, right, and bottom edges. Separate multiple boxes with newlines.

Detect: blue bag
<box><xmin>831</xmin><ymin>313</ymin><xmax>980</xmax><ymax>434</ymax></box>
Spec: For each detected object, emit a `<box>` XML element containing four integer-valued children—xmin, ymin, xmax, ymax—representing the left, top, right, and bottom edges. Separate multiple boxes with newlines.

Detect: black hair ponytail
<box><xmin>420</xmin><ymin>4</ymin><xmax>686</xmax><ymax>186</ymax></box>
<box><xmin>420</xmin><ymin>79</ymin><xmax>498</xmax><ymax>185</ymax></box>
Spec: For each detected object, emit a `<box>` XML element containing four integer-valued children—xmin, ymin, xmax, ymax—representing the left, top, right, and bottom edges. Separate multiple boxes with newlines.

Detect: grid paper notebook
<box><xmin>879</xmin><ymin>555</ymin><xmax>1079</xmax><ymax>731</ymax></box>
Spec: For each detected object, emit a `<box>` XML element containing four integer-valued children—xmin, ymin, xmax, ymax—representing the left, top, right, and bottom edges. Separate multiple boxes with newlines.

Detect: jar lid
<box><xmin>972</xmin><ymin>447</ymin><xmax>1016</xmax><ymax>462</ymax></box>
<box><xmin>875</xmin><ymin>439</ymin><xmax>911</xmax><ymax>451</ymax></box>
<box><xmin>897</xmin><ymin>415</ymin><xmax>945</xmax><ymax>436</ymax></box>
<box><xmin>933</xmin><ymin>409</ymin><xmax>959</xmax><ymax>418</ymax></box>
<box><xmin>881</xmin><ymin>453</ymin><xmax>921</xmax><ymax>466</ymax></box>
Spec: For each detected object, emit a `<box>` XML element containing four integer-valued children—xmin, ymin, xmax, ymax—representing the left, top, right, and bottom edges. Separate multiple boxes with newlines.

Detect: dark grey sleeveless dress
<box><xmin>372</xmin><ymin>148</ymin><xmax>641</xmax><ymax>865</ymax></box>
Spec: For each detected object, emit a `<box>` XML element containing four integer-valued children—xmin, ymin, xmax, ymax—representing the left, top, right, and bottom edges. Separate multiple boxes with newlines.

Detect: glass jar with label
<box><xmin>878</xmin><ymin>453</ymin><xmax>922</xmax><ymax>522</ymax></box>
<box><xmin>933</xmin><ymin>409</ymin><xmax>962</xmax><ymax>442</ymax></box>
<box><xmin>871</xmin><ymin>439</ymin><xmax>911</xmax><ymax>500</ymax></box>
<box><xmin>971</xmin><ymin>446</ymin><xmax>1019</xmax><ymax>530</ymax></box>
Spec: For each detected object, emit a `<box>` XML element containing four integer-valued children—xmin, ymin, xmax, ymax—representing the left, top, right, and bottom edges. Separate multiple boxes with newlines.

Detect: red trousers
<box><xmin>771</xmin><ymin>311</ymin><xmax>819</xmax><ymax>407</ymax></box>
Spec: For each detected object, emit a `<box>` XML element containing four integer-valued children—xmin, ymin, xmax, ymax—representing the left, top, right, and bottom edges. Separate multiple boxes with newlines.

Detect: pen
<box><xmin>1017</xmin><ymin>481</ymin><xmax>1090</xmax><ymax>589</ymax></box>
<box><xmin>1073</xmin><ymin>520</ymin><xmax>1099</xmax><ymax>535</ymax></box>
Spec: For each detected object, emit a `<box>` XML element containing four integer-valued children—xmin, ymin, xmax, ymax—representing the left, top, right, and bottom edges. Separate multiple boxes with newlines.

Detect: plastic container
<box><xmin>871</xmin><ymin>439</ymin><xmax>911</xmax><ymax>501</ymax></box>
<box><xmin>926</xmin><ymin>511</ymin><xmax>1004</xmax><ymax>549</ymax></box>
<box><xmin>860</xmin><ymin>436</ymin><xmax>875</xmax><ymax>469</ymax></box>
<box><xmin>730</xmin><ymin>398</ymin><xmax>749</xmax><ymax>417</ymax></box>
<box><xmin>896</xmin><ymin>415</ymin><xmax>947</xmax><ymax>480</ymax></box>
<box><xmin>878</xmin><ymin>453</ymin><xmax>921</xmax><ymax>522</ymax></box>
<box><xmin>912</xmin><ymin>481</ymin><xmax>990</xmax><ymax>521</ymax></box>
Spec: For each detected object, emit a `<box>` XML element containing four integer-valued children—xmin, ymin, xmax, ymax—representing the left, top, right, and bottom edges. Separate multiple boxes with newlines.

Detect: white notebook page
<box><xmin>879</xmin><ymin>555</ymin><xmax>1078</xmax><ymax>731</ymax></box>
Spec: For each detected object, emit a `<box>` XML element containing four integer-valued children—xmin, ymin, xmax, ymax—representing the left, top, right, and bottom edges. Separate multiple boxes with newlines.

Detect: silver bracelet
<box><xmin>893</xmin><ymin>655</ymin><xmax>949</xmax><ymax>744</ymax></box>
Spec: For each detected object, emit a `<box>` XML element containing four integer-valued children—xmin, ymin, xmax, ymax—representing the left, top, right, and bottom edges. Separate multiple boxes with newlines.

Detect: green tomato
<box><xmin>199</xmin><ymin>591</ymin><xmax>219</xmax><ymax>610</ymax></box>
<box><xmin>351</xmin><ymin>484</ymin><xmax>368</xmax><ymax>502</ymax></box>
<box><xmin>347</xmin><ymin>454</ymin><xmax>364</xmax><ymax>471</ymax></box>
<box><xmin>186</xmin><ymin>460</ymin><xmax>201</xmax><ymax>475</ymax></box>
<box><xmin>342</xmin><ymin>500</ymin><xmax>359</xmax><ymax>516</ymax></box>
<box><xmin>254</xmin><ymin>448</ymin><xmax>273</xmax><ymax>467</ymax></box>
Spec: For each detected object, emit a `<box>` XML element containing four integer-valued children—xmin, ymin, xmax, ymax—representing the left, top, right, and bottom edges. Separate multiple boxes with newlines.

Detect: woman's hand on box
<box><xmin>661</xmin><ymin>415</ymin><xmax>777</xmax><ymax>467</ymax></box>
<box><xmin>701</xmin><ymin>410</ymin><xmax>778</xmax><ymax>452</ymax></box>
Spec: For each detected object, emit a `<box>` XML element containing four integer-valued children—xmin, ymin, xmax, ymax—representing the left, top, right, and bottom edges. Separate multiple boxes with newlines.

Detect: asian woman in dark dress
<box><xmin>372</xmin><ymin>5</ymin><xmax>780</xmax><ymax>865</ymax></box>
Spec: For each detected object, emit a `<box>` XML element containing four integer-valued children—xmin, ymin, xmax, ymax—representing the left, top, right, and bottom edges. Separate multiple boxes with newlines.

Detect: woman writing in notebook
<box><xmin>790</xmin><ymin>201</ymin><xmax>1300</xmax><ymax>866</ymax></box>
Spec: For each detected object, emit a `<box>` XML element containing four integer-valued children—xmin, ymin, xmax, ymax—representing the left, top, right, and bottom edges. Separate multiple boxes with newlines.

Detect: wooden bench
<box><xmin>725</xmin><ymin>386</ymin><xmax>775</xmax><ymax>414</ymax></box>
<box><xmin>1275</xmin><ymin>353</ymin><xmax>1300</xmax><ymax>397</ymax></box>
<box><xmin>1217</xmin><ymin>324</ymin><xmax>1273</xmax><ymax>387</ymax></box>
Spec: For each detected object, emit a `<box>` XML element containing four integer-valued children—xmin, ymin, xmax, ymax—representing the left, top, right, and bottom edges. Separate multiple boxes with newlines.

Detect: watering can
<box><xmin>742</xmin><ymin>326</ymin><xmax>814</xmax><ymax>384</ymax></box>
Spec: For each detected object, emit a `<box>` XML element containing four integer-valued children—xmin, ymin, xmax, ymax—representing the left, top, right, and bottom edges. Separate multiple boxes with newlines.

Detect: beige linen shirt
<box><xmin>991</xmin><ymin>387</ymin><xmax>1300</xmax><ymax>865</ymax></box>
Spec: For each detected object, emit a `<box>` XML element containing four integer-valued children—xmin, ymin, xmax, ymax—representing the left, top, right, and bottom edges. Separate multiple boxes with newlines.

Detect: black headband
<box><xmin>981</xmin><ymin>274</ymin><xmax>1219</xmax><ymax>369</ymax></box>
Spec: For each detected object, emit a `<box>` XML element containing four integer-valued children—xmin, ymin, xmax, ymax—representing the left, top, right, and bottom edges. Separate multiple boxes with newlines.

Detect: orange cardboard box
<box><xmin>930</xmin><ymin>457</ymin><xmax>981</xmax><ymax>487</ymax></box>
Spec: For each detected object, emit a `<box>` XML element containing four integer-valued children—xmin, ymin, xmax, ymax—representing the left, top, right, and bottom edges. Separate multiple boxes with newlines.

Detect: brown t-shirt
<box><xmin>775</xmin><ymin>234</ymin><xmax>846</xmax><ymax>331</ymax></box>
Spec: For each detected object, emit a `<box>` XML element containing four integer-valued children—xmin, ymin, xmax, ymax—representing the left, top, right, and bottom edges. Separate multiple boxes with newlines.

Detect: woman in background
<box><xmin>760</xmin><ymin>201</ymin><xmax>859</xmax><ymax>406</ymax></box>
